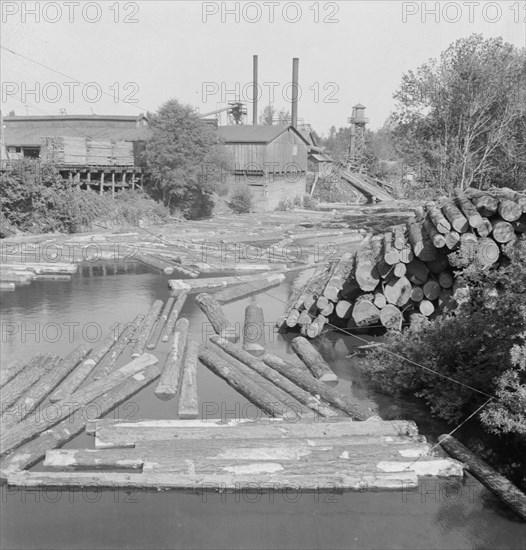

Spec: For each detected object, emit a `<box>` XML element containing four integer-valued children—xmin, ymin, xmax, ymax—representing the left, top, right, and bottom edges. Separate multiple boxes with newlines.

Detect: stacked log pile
<box><xmin>279</xmin><ymin>187</ymin><xmax>526</xmax><ymax>336</ymax></box>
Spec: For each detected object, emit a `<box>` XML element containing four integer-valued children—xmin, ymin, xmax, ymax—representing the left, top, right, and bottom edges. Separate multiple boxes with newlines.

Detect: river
<box><xmin>1</xmin><ymin>261</ymin><xmax>525</xmax><ymax>549</ymax></box>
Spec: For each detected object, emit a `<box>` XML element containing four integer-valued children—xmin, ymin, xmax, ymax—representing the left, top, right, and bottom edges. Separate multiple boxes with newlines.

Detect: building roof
<box><xmin>216</xmin><ymin>124</ymin><xmax>310</xmax><ymax>145</ymax></box>
<box><xmin>309</xmin><ymin>152</ymin><xmax>333</xmax><ymax>163</ymax></box>
<box><xmin>3</xmin><ymin>115</ymin><xmax>150</xmax><ymax>146</ymax></box>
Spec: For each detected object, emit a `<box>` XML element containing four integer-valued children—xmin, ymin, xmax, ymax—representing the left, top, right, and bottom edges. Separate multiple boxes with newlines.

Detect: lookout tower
<box><xmin>347</xmin><ymin>103</ymin><xmax>369</xmax><ymax>169</ymax></box>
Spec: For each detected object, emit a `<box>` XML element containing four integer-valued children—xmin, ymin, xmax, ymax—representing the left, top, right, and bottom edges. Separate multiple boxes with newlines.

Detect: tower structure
<box><xmin>347</xmin><ymin>103</ymin><xmax>368</xmax><ymax>170</ymax></box>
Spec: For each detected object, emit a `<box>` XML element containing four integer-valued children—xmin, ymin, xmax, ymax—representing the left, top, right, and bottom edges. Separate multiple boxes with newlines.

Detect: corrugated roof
<box><xmin>4</xmin><ymin>115</ymin><xmax>150</xmax><ymax>146</ymax></box>
<box><xmin>216</xmin><ymin>125</ymin><xmax>309</xmax><ymax>145</ymax></box>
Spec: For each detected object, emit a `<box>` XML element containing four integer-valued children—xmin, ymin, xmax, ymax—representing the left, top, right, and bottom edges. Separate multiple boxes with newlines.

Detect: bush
<box><xmin>302</xmin><ymin>194</ymin><xmax>318</xmax><ymax>210</ymax></box>
<box><xmin>362</xmin><ymin>251</ymin><xmax>526</xmax><ymax>428</ymax></box>
<box><xmin>229</xmin><ymin>185</ymin><xmax>253</xmax><ymax>214</ymax></box>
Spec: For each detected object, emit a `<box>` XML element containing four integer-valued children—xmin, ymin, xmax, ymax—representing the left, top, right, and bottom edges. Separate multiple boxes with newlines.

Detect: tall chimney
<box><xmin>252</xmin><ymin>55</ymin><xmax>258</xmax><ymax>125</ymax></box>
<box><xmin>291</xmin><ymin>57</ymin><xmax>299</xmax><ymax>128</ymax></box>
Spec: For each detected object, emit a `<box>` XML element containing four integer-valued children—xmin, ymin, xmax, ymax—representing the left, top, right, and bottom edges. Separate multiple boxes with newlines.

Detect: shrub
<box><xmin>302</xmin><ymin>194</ymin><xmax>318</xmax><ymax>210</ymax></box>
<box><xmin>362</xmin><ymin>250</ymin><xmax>526</xmax><ymax>427</ymax></box>
<box><xmin>229</xmin><ymin>185</ymin><xmax>253</xmax><ymax>214</ymax></box>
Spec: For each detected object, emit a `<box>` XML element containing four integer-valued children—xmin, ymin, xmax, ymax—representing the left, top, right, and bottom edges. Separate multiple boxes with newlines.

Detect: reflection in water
<box><xmin>1</xmin><ymin>263</ymin><xmax>525</xmax><ymax>549</ymax></box>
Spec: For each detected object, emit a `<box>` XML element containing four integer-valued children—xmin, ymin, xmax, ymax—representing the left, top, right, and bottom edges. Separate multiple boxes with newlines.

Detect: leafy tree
<box><xmin>261</xmin><ymin>104</ymin><xmax>275</xmax><ymax>125</ymax></box>
<box><xmin>391</xmin><ymin>34</ymin><xmax>526</xmax><ymax>194</ymax></box>
<box><xmin>142</xmin><ymin>99</ymin><xmax>223</xmax><ymax>218</ymax></box>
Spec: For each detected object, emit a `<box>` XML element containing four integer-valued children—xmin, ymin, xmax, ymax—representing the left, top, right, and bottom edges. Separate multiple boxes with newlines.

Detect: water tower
<box><xmin>347</xmin><ymin>103</ymin><xmax>369</xmax><ymax>169</ymax></box>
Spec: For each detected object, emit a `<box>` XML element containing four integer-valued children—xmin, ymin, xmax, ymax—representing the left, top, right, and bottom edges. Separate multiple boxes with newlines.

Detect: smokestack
<box><xmin>253</xmin><ymin>55</ymin><xmax>258</xmax><ymax>125</ymax></box>
<box><xmin>291</xmin><ymin>57</ymin><xmax>299</xmax><ymax>128</ymax></box>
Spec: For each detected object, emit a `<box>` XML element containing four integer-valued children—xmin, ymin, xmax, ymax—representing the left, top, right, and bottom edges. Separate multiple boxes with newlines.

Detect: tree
<box><xmin>391</xmin><ymin>34</ymin><xmax>526</xmax><ymax>195</ymax></box>
<box><xmin>142</xmin><ymin>99</ymin><xmax>223</xmax><ymax>218</ymax></box>
<box><xmin>261</xmin><ymin>104</ymin><xmax>275</xmax><ymax>125</ymax></box>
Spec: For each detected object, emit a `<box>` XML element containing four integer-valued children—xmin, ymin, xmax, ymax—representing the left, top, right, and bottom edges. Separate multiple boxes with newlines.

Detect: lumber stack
<box><xmin>278</xmin><ymin>187</ymin><xmax>526</xmax><ymax>336</ymax></box>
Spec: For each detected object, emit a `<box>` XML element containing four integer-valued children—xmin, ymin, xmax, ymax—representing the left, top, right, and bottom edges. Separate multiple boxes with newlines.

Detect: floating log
<box><xmin>355</xmin><ymin>235</ymin><xmax>382</xmax><ymax>292</ymax></box>
<box><xmin>0</xmin><ymin>361</ymin><xmax>161</xmax><ymax>472</ymax></box>
<box><xmin>135</xmin><ymin>253</ymin><xmax>174</xmax><ymax>275</ymax></box>
<box><xmin>438</xmin><ymin>435</ymin><xmax>526</xmax><ymax>521</ymax></box>
<box><xmin>352</xmin><ymin>295</ymin><xmax>380</xmax><ymax>327</ymax></box>
<box><xmin>498</xmin><ymin>200</ymin><xmax>522</xmax><ymax>222</ymax></box>
<box><xmin>195</xmin><ymin>293</ymin><xmax>238</xmax><ymax>342</ymax></box>
<box><xmin>491</xmin><ymin>219</ymin><xmax>515</xmax><ymax>243</ymax></box>
<box><xmin>0</xmin><ymin>355</ymin><xmax>53</xmax><ymax>415</ymax></box>
<box><xmin>0</xmin><ymin>360</ymin><xmax>25</xmax><ymax>388</ymax></box>
<box><xmin>0</xmin><ymin>354</ymin><xmax>160</xmax><ymax>458</ymax></box>
<box><xmin>426</xmin><ymin>203</ymin><xmax>451</xmax><ymax>234</ymax></box>
<box><xmin>92</xmin><ymin>417</ymin><xmax>417</xmax><ymax>449</ymax></box>
<box><xmin>291</xmin><ymin>336</ymin><xmax>338</xmax><ymax>383</ymax></box>
<box><xmin>51</xmin><ymin>332</ymin><xmax>117</xmax><ymax>401</ymax></box>
<box><xmin>0</xmin><ymin>282</ymin><xmax>15</xmax><ymax>291</ymax></box>
<box><xmin>384</xmin><ymin>277</ymin><xmax>412</xmax><ymax>307</ymax></box>
<box><xmin>169</xmin><ymin>272</ymin><xmax>281</xmax><ymax>292</ymax></box>
<box><xmin>147</xmin><ymin>296</ymin><xmax>175</xmax><ymax>350</ymax></box>
<box><xmin>210</xmin><ymin>337</ymin><xmax>338</xmax><ymax>418</ymax></box>
<box><xmin>322</xmin><ymin>252</ymin><xmax>356</xmax><ymax>301</ymax></box>
<box><xmin>454</xmin><ymin>190</ymin><xmax>484</xmax><ymax>228</ymax></box>
<box><xmin>155</xmin><ymin>318</ymin><xmax>189</xmax><ymax>399</ymax></box>
<box><xmin>131</xmin><ymin>300</ymin><xmax>164</xmax><ymax>357</ymax></box>
<box><xmin>440</xmin><ymin>200</ymin><xmax>469</xmax><ymax>233</ymax></box>
<box><xmin>379</xmin><ymin>304</ymin><xmax>403</xmax><ymax>330</ymax></box>
<box><xmin>177</xmin><ymin>340</ymin><xmax>200</xmax><ymax>419</ymax></box>
<box><xmin>215</xmin><ymin>273</ymin><xmax>285</xmax><ymax>303</ymax></box>
<box><xmin>15</xmin><ymin>346</ymin><xmax>90</xmax><ymax>419</ymax></box>
<box><xmin>243</xmin><ymin>304</ymin><xmax>266</xmax><ymax>356</ymax></box>
<box><xmin>419</xmin><ymin>300</ymin><xmax>435</xmax><ymax>317</ymax></box>
<box><xmin>198</xmin><ymin>347</ymin><xmax>284</xmax><ymax>417</ymax></box>
<box><xmin>161</xmin><ymin>292</ymin><xmax>188</xmax><ymax>343</ymax></box>
<box><xmin>90</xmin><ymin>315</ymin><xmax>144</xmax><ymax>380</ymax></box>
<box><xmin>262</xmin><ymin>354</ymin><xmax>372</xmax><ymax>420</ymax></box>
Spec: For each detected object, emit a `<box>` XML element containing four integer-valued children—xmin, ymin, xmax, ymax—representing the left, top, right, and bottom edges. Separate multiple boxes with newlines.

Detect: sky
<box><xmin>1</xmin><ymin>1</ymin><xmax>525</xmax><ymax>136</ymax></box>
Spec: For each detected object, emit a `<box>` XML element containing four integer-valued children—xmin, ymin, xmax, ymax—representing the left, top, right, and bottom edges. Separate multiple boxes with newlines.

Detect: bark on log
<box><xmin>131</xmin><ymin>300</ymin><xmax>164</xmax><ymax>357</ymax></box>
<box><xmin>379</xmin><ymin>304</ymin><xmax>403</xmax><ymax>330</ymax></box>
<box><xmin>454</xmin><ymin>191</ymin><xmax>484</xmax><ymax>228</ymax></box>
<box><xmin>440</xmin><ymin>200</ymin><xmax>469</xmax><ymax>233</ymax></box>
<box><xmin>444</xmin><ymin>231</ymin><xmax>461</xmax><ymax>250</ymax></box>
<box><xmin>377</xmin><ymin>260</ymin><xmax>394</xmax><ymax>280</ymax></box>
<box><xmin>0</xmin><ymin>361</ymin><xmax>26</xmax><ymax>388</ymax></box>
<box><xmin>399</xmin><ymin>244</ymin><xmax>415</xmax><ymax>264</ymax></box>
<box><xmin>303</xmin><ymin>315</ymin><xmax>327</xmax><ymax>338</ymax></box>
<box><xmin>322</xmin><ymin>252</ymin><xmax>356</xmax><ymax>302</ymax></box>
<box><xmin>215</xmin><ymin>274</ymin><xmax>285</xmax><ymax>303</ymax></box>
<box><xmin>291</xmin><ymin>336</ymin><xmax>338</xmax><ymax>383</ymax></box>
<box><xmin>210</xmin><ymin>337</ymin><xmax>339</xmax><ymax>418</ymax></box>
<box><xmin>392</xmin><ymin>226</ymin><xmax>406</xmax><ymax>250</ymax></box>
<box><xmin>426</xmin><ymin>202</ymin><xmax>451</xmax><ymax>234</ymax></box>
<box><xmin>0</xmin><ymin>354</ymin><xmax>159</xmax><ymax>458</ymax></box>
<box><xmin>135</xmin><ymin>253</ymin><xmax>174</xmax><ymax>275</ymax></box>
<box><xmin>90</xmin><ymin>315</ymin><xmax>144</xmax><ymax>380</ymax></box>
<box><xmin>147</xmin><ymin>296</ymin><xmax>175</xmax><ymax>350</ymax></box>
<box><xmin>198</xmin><ymin>347</ymin><xmax>284</xmax><ymax>417</ymax></box>
<box><xmin>195</xmin><ymin>293</ymin><xmax>238</xmax><ymax>342</ymax></box>
<box><xmin>161</xmin><ymin>292</ymin><xmax>188</xmax><ymax>343</ymax></box>
<box><xmin>438</xmin><ymin>435</ymin><xmax>526</xmax><ymax>521</ymax></box>
<box><xmin>475</xmin><ymin>218</ymin><xmax>492</xmax><ymax>238</ymax></box>
<box><xmin>155</xmin><ymin>318</ymin><xmax>189</xmax><ymax>399</ymax></box>
<box><xmin>302</xmin><ymin>263</ymin><xmax>334</xmax><ymax>311</ymax></box>
<box><xmin>384</xmin><ymin>277</ymin><xmax>412</xmax><ymax>307</ymax></box>
<box><xmin>424</xmin><ymin>218</ymin><xmax>447</xmax><ymax>248</ymax></box>
<box><xmin>243</xmin><ymin>304</ymin><xmax>266</xmax><ymax>356</ymax></box>
<box><xmin>1</xmin><ymin>355</ymin><xmax>53</xmax><ymax>414</ymax></box>
<box><xmin>407</xmin><ymin>222</ymin><xmax>425</xmax><ymax>257</ymax></box>
<box><xmin>355</xmin><ymin>236</ymin><xmax>382</xmax><ymax>292</ymax></box>
<box><xmin>0</xmin><ymin>362</ymin><xmax>160</xmax><ymax>472</ymax></box>
<box><xmin>498</xmin><ymin>200</ymin><xmax>522</xmax><ymax>222</ymax></box>
<box><xmin>177</xmin><ymin>340</ymin><xmax>199</xmax><ymax>419</ymax></box>
<box><xmin>262</xmin><ymin>354</ymin><xmax>372</xmax><ymax>420</ymax></box>
<box><xmin>352</xmin><ymin>295</ymin><xmax>381</xmax><ymax>327</ymax></box>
